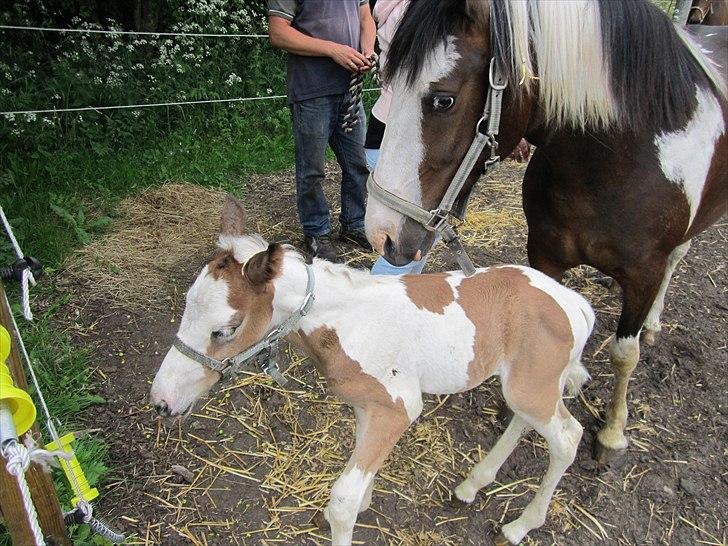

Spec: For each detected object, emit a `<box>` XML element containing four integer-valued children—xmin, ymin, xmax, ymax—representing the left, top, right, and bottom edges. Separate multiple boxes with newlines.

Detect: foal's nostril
<box><xmin>155</xmin><ymin>401</ymin><xmax>172</xmax><ymax>417</ymax></box>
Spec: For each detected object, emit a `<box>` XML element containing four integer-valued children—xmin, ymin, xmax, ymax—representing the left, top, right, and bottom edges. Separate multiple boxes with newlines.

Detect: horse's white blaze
<box><xmin>365</xmin><ymin>36</ymin><xmax>460</xmax><ymax>244</ymax></box>
<box><xmin>656</xmin><ymin>86</ymin><xmax>725</xmax><ymax>230</ymax></box>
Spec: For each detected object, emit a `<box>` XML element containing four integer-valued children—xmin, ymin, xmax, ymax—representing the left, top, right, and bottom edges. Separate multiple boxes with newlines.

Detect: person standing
<box><xmin>268</xmin><ymin>0</ymin><xmax>376</xmax><ymax>262</ymax></box>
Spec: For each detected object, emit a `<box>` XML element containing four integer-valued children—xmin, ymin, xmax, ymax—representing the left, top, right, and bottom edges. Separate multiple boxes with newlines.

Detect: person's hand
<box><xmin>328</xmin><ymin>42</ymin><xmax>370</xmax><ymax>73</ymax></box>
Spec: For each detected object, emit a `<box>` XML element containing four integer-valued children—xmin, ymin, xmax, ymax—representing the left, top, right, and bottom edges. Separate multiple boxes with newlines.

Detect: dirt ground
<box><xmin>54</xmin><ymin>160</ymin><xmax>727</xmax><ymax>545</ymax></box>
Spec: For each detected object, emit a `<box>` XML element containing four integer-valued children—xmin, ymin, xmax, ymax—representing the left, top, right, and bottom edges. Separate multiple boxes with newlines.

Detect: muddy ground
<box><xmin>55</xmin><ymin>161</ymin><xmax>726</xmax><ymax>545</ymax></box>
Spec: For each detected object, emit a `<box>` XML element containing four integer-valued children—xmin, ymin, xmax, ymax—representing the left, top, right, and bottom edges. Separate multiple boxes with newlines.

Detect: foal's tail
<box><xmin>564</xmin><ymin>295</ymin><xmax>595</xmax><ymax>397</ymax></box>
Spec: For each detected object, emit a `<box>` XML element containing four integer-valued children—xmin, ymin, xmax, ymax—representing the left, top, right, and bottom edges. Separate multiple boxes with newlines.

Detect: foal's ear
<box><xmin>220</xmin><ymin>196</ymin><xmax>247</xmax><ymax>236</ymax></box>
<box><xmin>244</xmin><ymin>243</ymin><xmax>284</xmax><ymax>289</ymax></box>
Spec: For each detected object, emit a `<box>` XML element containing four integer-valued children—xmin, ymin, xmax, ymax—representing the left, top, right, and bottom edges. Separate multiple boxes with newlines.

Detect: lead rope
<box><xmin>341</xmin><ymin>53</ymin><xmax>379</xmax><ymax>132</ymax></box>
<box><xmin>1</xmin><ymin>206</ymin><xmax>125</xmax><ymax>543</ymax></box>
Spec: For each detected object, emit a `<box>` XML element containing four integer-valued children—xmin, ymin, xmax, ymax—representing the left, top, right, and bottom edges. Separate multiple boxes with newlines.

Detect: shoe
<box><xmin>304</xmin><ymin>233</ymin><xmax>337</xmax><ymax>262</ymax></box>
<box><xmin>339</xmin><ymin>227</ymin><xmax>372</xmax><ymax>250</ymax></box>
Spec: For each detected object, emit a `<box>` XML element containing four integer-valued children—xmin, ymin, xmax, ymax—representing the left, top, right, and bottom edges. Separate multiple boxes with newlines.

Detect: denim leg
<box><xmin>329</xmin><ymin>98</ymin><xmax>369</xmax><ymax>232</ymax></box>
<box><xmin>292</xmin><ymin>97</ymin><xmax>337</xmax><ymax>236</ymax></box>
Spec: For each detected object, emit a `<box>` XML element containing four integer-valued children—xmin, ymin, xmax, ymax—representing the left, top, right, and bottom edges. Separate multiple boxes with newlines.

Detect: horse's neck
<box><xmin>273</xmin><ymin>255</ymin><xmax>396</xmax><ymax>322</ymax></box>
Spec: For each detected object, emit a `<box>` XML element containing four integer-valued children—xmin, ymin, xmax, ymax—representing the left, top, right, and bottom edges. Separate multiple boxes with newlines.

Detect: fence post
<box><xmin>0</xmin><ymin>281</ymin><xmax>71</xmax><ymax>546</ymax></box>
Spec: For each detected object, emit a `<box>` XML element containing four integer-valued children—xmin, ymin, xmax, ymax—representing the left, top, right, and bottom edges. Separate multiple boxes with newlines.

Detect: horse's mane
<box><xmin>386</xmin><ymin>0</ymin><xmax>717</xmax><ymax>132</ymax></box>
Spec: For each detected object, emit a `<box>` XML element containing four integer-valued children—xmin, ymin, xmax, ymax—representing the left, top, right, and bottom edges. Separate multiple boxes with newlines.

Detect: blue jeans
<box><xmin>291</xmin><ymin>94</ymin><xmax>368</xmax><ymax>236</ymax></box>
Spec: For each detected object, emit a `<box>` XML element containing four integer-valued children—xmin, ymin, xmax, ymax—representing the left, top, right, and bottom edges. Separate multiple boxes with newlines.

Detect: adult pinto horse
<box><xmin>364</xmin><ymin>0</ymin><xmax>727</xmax><ymax>464</ymax></box>
<box><xmin>689</xmin><ymin>0</ymin><xmax>728</xmax><ymax>25</ymax></box>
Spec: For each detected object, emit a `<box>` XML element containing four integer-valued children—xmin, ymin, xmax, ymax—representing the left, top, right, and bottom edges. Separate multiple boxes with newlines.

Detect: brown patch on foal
<box><xmin>292</xmin><ymin>327</ymin><xmax>411</xmax><ymax>468</ymax></box>
<box><xmin>403</xmin><ymin>273</ymin><xmax>454</xmax><ymax>314</ymax></box>
<box><xmin>205</xmin><ymin>249</ymin><xmax>277</xmax><ymax>364</ymax></box>
<box><xmin>456</xmin><ymin>267</ymin><xmax>574</xmax><ymax>423</ymax></box>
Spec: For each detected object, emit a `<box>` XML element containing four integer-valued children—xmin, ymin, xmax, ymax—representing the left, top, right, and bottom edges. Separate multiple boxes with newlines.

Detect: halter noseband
<box><xmin>172</xmin><ymin>264</ymin><xmax>316</xmax><ymax>387</ymax></box>
<box><xmin>367</xmin><ymin>58</ymin><xmax>506</xmax><ymax>277</ymax></box>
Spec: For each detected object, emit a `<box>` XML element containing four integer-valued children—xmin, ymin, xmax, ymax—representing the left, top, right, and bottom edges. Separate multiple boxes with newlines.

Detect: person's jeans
<box><xmin>291</xmin><ymin>94</ymin><xmax>368</xmax><ymax>236</ymax></box>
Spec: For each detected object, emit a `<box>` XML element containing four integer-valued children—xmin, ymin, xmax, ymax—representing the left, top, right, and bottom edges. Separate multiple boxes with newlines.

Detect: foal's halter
<box><xmin>172</xmin><ymin>264</ymin><xmax>316</xmax><ymax>387</ymax></box>
<box><xmin>367</xmin><ymin>58</ymin><xmax>507</xmax><ymax>277</ymax></box>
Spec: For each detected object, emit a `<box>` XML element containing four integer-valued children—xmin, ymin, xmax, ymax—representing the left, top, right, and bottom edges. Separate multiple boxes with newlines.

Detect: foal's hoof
<box><xmin>312</xmin><ymin>511</ymin><xmax>329</xmax><ymax>530</ymax></box>
<box><xmin>493</xmin><ymin>532</ymin><xmax>516</xmax><ymax>546</ymax></box>
<box><xmin>642</xmin><ymin>329</ymin><xmax>659</xmax><ymax>346</ymax></box>
<box><xmin>593</xmin><ymin>438</ymin><xmax>627</xmax><ymax>468</ymax></box>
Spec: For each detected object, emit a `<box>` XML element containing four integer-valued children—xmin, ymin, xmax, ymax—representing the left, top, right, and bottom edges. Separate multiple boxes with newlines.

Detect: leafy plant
<box><xmin>49</xmin><ymin>197</ymin><xmax>112</xmax><ymax>245</ymax></box>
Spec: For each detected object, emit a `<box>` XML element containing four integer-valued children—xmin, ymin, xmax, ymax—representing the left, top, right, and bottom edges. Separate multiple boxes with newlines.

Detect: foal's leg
<box><xmin>454</xmin><ymin>415</ymin><xmax>531</xmax><ymax>503</ymax></box>
<box><xmin>326</xmin><ymin>399</ymin><xmax>421</xmax><ymax>546</ymax></box>
<box><xmin>642</xmin><ymin>241</ymin><xmax>691</xmax><ymax>345</ymax></box>
<box><xmin>498</xmin><ymin>404</ymin><xmax>583</xmax><ymax>545</ymax></box>
<box><xmin>352</xmin><ymin>407</ymin><xmax>374</xmax><ymax>513</ymax></box>
<box><xmin>595</xmin><ymin>270</ymin><xmax>664</xmax><ymax>463</ymax></box>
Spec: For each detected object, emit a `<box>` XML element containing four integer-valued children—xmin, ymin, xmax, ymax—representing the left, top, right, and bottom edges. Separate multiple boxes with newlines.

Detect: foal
<box><xmin>151</xmin><ymin>198</ymin><xmax>595</xmax><ymax>545</ymax></box>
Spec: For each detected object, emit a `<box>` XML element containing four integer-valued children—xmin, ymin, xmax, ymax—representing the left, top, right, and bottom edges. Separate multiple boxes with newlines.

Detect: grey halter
<box><xmin>172</xmin><ymin>264</ymin><xmax>316</xmax><ymax>387</ymax></box>
<box><xmin>367</xmin><ymin>58</ymin><xmax>507</xmax><ymax>277</ymax></box>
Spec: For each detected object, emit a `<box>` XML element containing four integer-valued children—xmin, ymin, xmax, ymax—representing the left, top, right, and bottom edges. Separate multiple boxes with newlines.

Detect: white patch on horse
<box><xmin>365</xmin><ymin>36</ymin><xmax>461</xmax><ymax>242</ymax></box>
<box><xmin>656</xmin><ymin>85</ymin><xmax>725</xmax><ymax>230</ymax></box>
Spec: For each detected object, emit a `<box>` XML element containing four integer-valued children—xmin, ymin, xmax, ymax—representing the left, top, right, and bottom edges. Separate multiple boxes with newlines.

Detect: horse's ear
<box><xmin>220</xmin><ymin>196</ymin><xmax>247</xmax><ymax>236</ymax></box>
<box><xmin>244</xmin><ymin>243</ymin><xmax>284</xmax><ymax>289</ymax></box>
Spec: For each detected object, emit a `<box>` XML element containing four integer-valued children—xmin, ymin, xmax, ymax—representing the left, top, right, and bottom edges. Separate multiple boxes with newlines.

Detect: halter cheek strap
<box><xmin>367</xmin><ymin>58</ymin><xmax>507</xmax><ymax>277</ymax></box>
<box><xmin>172</xmin><ymin>264</ymin><xmax>316</xmax><ymax>387</ymax></box>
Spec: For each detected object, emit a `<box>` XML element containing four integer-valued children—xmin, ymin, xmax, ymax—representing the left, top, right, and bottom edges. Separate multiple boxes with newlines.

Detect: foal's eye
<box><xmin>432</xmin><ymin>95</ymin><xmax>455</xmax><ymax>111</ymax></box>
<box><xmin>211</xmin><ymin>327</ymin><xmax>236</xmax><ymax>340</ymax></box>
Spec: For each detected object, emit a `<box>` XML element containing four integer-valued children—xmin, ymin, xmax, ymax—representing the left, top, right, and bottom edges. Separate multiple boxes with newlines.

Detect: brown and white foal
<box><xmin>151</xmin><ymin>198</ymin><xmax>595</xmax><ymax>545</ymax></box>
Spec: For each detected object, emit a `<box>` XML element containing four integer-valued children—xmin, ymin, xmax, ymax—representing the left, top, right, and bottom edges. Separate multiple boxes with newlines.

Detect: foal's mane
<box><xmin>386</xmin><ymin>0</ymin><xmax>719</xmax><ymax>132</ymax></box>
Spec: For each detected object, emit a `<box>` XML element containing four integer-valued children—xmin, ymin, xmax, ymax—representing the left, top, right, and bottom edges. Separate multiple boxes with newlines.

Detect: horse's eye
<box><xmin>432</xmin><ymin>95</ymin><xmax>455</xmax><ymax>111</ymax></box>
<box><xmin>212</xmin><ymin>327</ymin><xmax>235</xmax><ymax>340</ymax></box>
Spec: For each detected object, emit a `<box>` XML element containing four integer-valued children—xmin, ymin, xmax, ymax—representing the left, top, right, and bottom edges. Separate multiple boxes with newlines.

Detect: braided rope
<box><xmin>2</xmin><ymin>440</ymin><xmax>46</xmax><ymax>546</ymax></box>
<box><xmin>341</xmin><ymin>54</ymin><xmax>379</xmax><ymax>133</ymax></box>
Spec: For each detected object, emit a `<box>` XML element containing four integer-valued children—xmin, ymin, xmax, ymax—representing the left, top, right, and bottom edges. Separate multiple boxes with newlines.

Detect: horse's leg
<box><xmin>325</xmin><ymin>399</ymin><xmax>421</xmax><ymax>545</ymax></box>
<box><xmin>642</xmin><ymin>241</ymin><xmax>691</xmax><ymax>345</ymax></box>
<box><xmin>595</xmin><ymin>268</ymin><xmax>664</xmax><ymax>464</ymax></box>
<box><xmin>454</xmin><ymin>415</ymin><xmax>531</xmax><ymax>503</ymax></box>
<box><xmin>498</xmin><ymin>402</ymin><xmax>583</xmax><ymax>545</ymax></box>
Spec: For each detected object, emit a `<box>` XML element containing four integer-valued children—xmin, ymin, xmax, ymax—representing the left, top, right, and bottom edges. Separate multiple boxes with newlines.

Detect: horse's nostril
<box><xmin>384</xmin><ymin>234</ymin><xmax>395</xmax><ymax>256</ymax></box>
<box><xmin>155</xmin><ymin>401</ymin><xmax>171</xmax><ymax>417</ymax></box>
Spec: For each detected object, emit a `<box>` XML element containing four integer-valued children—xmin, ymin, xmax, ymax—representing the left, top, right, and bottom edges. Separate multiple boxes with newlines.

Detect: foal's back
<box><xmin>401</xmin><ymin>266</ymin><xmax>594</xmax><ymax>400</ymax></box>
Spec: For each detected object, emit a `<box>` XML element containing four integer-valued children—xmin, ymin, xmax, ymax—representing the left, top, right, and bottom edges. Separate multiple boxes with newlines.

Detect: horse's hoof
<box><xmin>494</xmin><ymin>532</ymin><xmax>515</xmax><ymax>546</ymax></box>
<box><xmin>642</xmin><ymin>329</ymin><xmax>658</xmax><ymax>346</ymax></box>
<box><xmin>312</xmin><ymin>511</ymin><xmax>328</xmax><ymax>530</ymax></box>
<box><xmin>593</xmin><ymin>437</ymin><xmax>627</xmax><ymax>468</ymax></box>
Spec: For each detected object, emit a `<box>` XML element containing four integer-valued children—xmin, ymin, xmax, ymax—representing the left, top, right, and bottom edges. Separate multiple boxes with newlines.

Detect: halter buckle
<box><xmin>489</xmin><ymin>59</ymin><xmax>507</xmax><ymax>91</ymax></box>
<box><xmin>425</xmin><ymin>209</ymin><xmax>450</xmax><ymax>233</ymax></box>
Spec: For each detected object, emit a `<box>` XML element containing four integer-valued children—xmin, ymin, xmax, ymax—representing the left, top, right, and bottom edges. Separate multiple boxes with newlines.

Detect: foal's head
<box><xmin>150</xmin><ymin>198</ymin><xmax>284</xmax><ymax>417</ymax></box>
<box><xmin>364</xmin><ymin>0</ymin><xmax>530</xmax><ymax>266</ymax></box>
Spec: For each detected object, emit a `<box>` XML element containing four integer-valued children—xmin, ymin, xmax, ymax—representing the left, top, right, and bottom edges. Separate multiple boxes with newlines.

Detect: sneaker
<box><xmin>304</xmin><ymin>233</ymin><xmax>337</xmax><ymax>262</ymax></box>
<box><xmin>339</xmin><ymin>227</ymin><xmax>372</xmax><ymax>250</ymax></box>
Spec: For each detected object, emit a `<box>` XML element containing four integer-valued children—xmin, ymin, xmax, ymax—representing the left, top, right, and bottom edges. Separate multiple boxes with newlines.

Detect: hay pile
<box><xmin>63</xmin><ymin>183</ymin><xmax>227</xmax><ymax>309</ymax></box>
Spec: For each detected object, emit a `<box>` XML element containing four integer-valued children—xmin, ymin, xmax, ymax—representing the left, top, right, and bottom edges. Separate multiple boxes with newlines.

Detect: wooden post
<box><xmin>0</xmin><ymin>281</ymin><xmax>71</xmax><ymax>546</ymax></box>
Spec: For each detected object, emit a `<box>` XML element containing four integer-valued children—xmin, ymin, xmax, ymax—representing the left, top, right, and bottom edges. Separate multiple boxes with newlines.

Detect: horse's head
<box><xmin>365</xmin><ymin>0</ymin><xmax>530</xmax><ymax>266</ymax></box>
<box><xmin>150</xmin><ymin>197</ymin><xmax>285</xmax><ymax>417</ymax></box>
